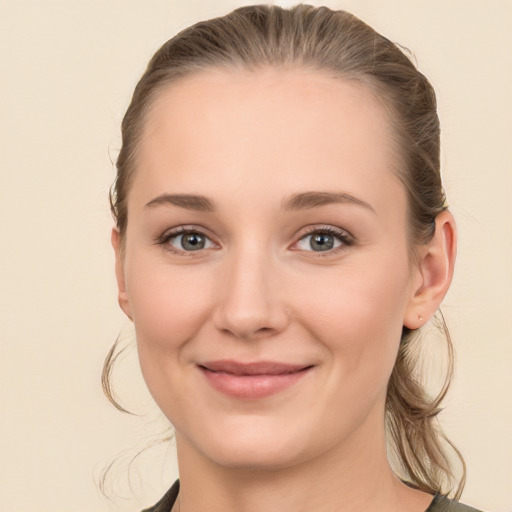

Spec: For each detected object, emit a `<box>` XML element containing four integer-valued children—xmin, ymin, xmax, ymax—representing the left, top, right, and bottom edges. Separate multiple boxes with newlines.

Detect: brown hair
<box><xmin>106</xmin><ymin>4</ymin><xmax>465</xmax><ymax>497</ymax></box>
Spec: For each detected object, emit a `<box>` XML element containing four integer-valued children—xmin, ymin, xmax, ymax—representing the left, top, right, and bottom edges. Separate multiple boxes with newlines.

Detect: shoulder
<box><xmin>141</xmin><ymin>480</ymin><xmax>180</xmax><ymax>512</ymax></box>
<box><xmin>427</xmin><ymin>494</ymin><xmax>485</xmax><ymax>512</ymax></box>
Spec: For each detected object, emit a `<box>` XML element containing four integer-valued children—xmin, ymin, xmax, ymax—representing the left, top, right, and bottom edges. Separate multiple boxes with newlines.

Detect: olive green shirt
<box><xmin>142</xmin><ymin>480</ymin><xmax>485</xmax><ymax>512</ymax></box>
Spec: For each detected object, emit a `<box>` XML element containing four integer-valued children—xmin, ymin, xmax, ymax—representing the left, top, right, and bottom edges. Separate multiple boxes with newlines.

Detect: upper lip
<box><xmin>199</xmin><ymin>360</ymin><xmax>312</xmax><ymax>376</ymax></box>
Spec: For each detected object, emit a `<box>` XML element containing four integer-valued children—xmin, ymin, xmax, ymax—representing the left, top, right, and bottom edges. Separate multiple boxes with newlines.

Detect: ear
<box><xmin>111</xmin><ymin>227</ymin><xmax>133</xmax><ymax>321</ymax></box>
<box><xmin>403</xmin><ymin>211</ymin><xmax>457</xmax><ymax>329</ymax></box>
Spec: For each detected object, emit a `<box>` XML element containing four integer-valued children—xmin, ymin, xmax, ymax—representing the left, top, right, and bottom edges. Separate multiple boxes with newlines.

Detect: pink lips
<box><xmin>198</xmin><ymin>360</ymin><xmax>313</xmax><ymax>399</ymax></box>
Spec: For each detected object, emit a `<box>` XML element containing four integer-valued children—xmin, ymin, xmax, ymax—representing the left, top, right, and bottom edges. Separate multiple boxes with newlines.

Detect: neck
<box><xmin>174</xmin><ymin>407</ymin><xmax>432</xmax><ymax>512</ymax></box>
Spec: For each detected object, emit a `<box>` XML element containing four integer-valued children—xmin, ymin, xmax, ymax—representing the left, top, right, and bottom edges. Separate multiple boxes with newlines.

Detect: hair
<box><xmin>105</xmin><ymin>3</ymin><xmax>465</xmax><ymax>498</ymax></box>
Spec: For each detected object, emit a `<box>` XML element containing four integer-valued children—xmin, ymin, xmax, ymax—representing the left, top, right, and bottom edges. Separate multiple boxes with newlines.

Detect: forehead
<box><xmin>134</xmin><ymin>67</ymin><xmax>403</xmax><ymax>212</ymax></box>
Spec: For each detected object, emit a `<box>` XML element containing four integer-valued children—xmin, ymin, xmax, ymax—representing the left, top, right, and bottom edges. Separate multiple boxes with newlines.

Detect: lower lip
<box><xmin>199</xmin><ymin>367</ymin><xmax>312</xmax><ymax>399</ymax></box>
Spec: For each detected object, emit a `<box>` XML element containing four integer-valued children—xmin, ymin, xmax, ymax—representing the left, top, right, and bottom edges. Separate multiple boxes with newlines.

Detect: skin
<box><xmin>113</xmin><ymin>68</ymin><xmax>456</xmax><ymax>512</ymax></box>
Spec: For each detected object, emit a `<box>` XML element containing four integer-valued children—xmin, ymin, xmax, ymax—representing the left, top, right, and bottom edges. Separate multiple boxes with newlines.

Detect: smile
<box><xmin>198</xmin><ymin>360</ymin><xmax>314</xmax><ymax>399</ymax></box>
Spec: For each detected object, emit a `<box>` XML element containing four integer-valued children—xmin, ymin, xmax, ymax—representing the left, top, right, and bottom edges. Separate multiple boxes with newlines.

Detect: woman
<box><xmin>105</xmin><ymin>5</ymin><xmax>484</xmax><ymax>511</ymax></box>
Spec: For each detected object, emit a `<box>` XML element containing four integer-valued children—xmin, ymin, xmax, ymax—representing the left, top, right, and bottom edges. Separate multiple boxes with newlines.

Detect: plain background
<box><xmin>1</xmin><ymin>1</ymin><xmax>511</xmax><ymax>511</ymax></box>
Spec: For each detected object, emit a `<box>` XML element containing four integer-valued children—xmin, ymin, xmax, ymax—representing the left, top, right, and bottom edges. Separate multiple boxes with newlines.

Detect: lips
<box><xmin>200</xmin><ymin>360</ymin><xmax>311</xmax><ymax>375</ymax></box>
<box><xmin>198</xmin><ymin>360</ymin><xmax>313</xmax><ymax>399</ymax></box>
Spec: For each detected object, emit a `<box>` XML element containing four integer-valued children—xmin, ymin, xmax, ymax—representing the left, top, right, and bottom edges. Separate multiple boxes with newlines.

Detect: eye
<box><xmin>294</xmin><ymin>227</ymin><xmax>352</xmax><ymax>253</ymax></box>
<box><xmin>159</xmin><ymin>229</ymin><xmax>216</xmax><ymax>253</ymax></box>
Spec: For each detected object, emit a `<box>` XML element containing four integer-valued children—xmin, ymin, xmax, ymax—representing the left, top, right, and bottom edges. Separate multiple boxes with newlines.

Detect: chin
<box><xmin>188</xmin><ymin>412</ymin><xmax>332</xmax><ymax>472</ymax></box>
<box><xmin>207</xmin><ymin>439</ymin><xmax>308</xmax><ymax>471</ymax></box>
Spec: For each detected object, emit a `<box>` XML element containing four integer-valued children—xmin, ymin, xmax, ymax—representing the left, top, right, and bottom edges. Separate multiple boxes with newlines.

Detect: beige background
<box><xmin>1</xmin><ymin>0</ymin><xmax>511</xmax><ymax>511</ymax></box>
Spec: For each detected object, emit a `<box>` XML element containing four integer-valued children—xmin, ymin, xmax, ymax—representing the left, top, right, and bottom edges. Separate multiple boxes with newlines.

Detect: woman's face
<box><xmin>114</xmin><ymin>68</ymin><xmax>424</xmax><ymax>470</ymax></box>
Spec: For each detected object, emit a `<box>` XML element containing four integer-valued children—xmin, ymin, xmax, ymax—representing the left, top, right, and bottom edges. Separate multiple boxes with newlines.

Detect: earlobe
<box><xmin>403</xmin><ymin>211</ymin><xmax>457</xmax><ymax>329</ymax></box>
<box><xmin>111</xmin><ymin>227</ymin><xmax>133</xmax><ymax>321</ymax></box>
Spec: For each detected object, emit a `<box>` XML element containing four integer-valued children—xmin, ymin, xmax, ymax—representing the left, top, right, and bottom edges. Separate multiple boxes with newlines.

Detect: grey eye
<box><xmin>180</xmin><ymin>233</ymin><xmax>205</xmax><ymax>251</ymax></box>
<box><xmin>296</xmin><ymin>231</ymin><xmax>344</xmax><ymax>252</ymax></box>
<box><xmin>309</xmin><ymin>233</ymin><xmax>335</xmax><ymax>251</ymax></box>
<box><xmin>168</xmin><ymin>232</ymin><xmax>214</xmax><ymax>251</ymax></box>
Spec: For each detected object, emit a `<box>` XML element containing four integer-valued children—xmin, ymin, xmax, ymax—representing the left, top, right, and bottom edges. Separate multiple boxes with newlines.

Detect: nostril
<box><xmin>219</xmin><ymin>325</ymin><xmax>278</xmax><ymax>340</ymax></box>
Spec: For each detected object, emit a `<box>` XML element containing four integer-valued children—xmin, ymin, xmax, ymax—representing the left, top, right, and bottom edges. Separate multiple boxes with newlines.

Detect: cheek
<box><xmin>123</xmin><ymin>252</ymin><xmax>215</xmax><ymax>387</ymax></box>
<box><xmin>291</xmin><ymin>252</ymin><xmax>411</xmax><ymax>382</ymax></box>
<box><xmin>126</xmin><ymin>245</ymin><xmax>215</xmax><ymax>333</ymax></box>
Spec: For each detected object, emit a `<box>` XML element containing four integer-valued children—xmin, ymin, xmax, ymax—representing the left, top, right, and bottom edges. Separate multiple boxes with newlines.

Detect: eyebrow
<box><xmin>282</xmin><ymin>191</ymin><xmax>375</xmax><ymax>213</ymax></box>
<box><xmin>144</xmin><ymin>191</ymin><xmax>374</xmax><ymax>214</ymax></box>
<box><xmin>145</xmin><ymin>193</ymin><xmax>215</xmax><ymax>212</ymax></box>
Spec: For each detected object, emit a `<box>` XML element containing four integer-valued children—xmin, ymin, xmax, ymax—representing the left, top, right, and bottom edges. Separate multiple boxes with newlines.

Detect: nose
<box><xmin>212</xmin><ymin>246</ymin><xmax>289</xmax><ymax>340</ymax></box>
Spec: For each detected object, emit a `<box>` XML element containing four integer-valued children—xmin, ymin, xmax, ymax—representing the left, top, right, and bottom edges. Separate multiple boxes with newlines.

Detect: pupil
<box><xmin>311</xmin><ymin>233</ymin><xmax>334</xmax><ymax>251</ymax></box>
<box><xmin>182</xmin><ymin>233</ymin><xmax>205</xmax><ymax>250</ymax></box>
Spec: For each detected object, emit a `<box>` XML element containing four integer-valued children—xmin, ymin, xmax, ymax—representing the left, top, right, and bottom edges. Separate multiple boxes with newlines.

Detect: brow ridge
<box><xmin>282</xmin><ymin>191</ymin><xmax>375</xmax><ymax>212</ymax></box>
<box><xmin>145</xmin><ymin>193</ymin><xmax>215</xmax><ymax>212</ymax></box>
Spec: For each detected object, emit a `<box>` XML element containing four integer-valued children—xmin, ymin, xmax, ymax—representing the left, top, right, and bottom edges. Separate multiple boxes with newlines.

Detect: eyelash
<box><xmin>292</xmin><ymin>225</ymin><xmax>354</xmax><ymax>256</ymax></box>
<box><xmin>156</xmin><ymin>225</ymin><xmax>354</xmax><ymax>256</ymax></box>
<box><xmin>156</xmin><ymin>226</ymin><xmax>217</xmax><ymax>256</ymax></box>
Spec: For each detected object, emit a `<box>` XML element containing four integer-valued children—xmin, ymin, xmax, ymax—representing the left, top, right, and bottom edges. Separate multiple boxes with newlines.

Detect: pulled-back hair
<box><xmin>106</xmin><ymin>4</ymin><xmax>465</xmax><ymax>498</ymax></box>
